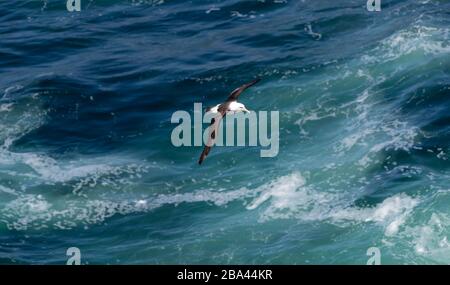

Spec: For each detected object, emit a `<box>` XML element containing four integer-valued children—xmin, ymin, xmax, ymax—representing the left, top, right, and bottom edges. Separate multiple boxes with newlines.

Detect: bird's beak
<box><xmin>243</xmin><ymin>108</ymin><xmax>250</xmax><ymax>113</ymax></box>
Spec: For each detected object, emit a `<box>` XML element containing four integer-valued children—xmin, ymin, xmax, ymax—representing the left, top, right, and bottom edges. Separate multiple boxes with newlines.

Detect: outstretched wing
<box><xmin>198</xmin><ymin>107</ymin><xmax>227</xmax><ymax>165</ymax></box>
<box><xmin>226</xmin><ymin>78</ymin><xmax>261</xmax><ymax>102</ymax></box>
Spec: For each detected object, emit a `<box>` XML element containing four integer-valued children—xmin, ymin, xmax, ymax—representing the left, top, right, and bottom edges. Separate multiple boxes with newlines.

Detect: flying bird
<box><xmin>198</xmin><ymin>78</ymin><xmax>261</xmax><ymax>165</ymax></box>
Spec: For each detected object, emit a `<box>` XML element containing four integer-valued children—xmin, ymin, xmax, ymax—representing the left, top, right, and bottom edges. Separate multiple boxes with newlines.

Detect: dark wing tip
<box><xmin>198</xmin><ymin>146</ymin><xmax>210</xmax><ymax>165</ymax></box>
<box><xmin>244</xmin><ymin>78</ymin><xmax>261</xmax><ymax>89</ymax></box>
<box><xmin>198</xmin><ymin>151</ymin><xmax>205</xmax><ymax>164</ymax></box>
<box><xmin>252</xmin><ymin>78</ymin><xmax>262</xmax><ymax>84</ymax></box>
<box><xmin>227</xmin><ymin>78</ymin><xmax>262</xmax><ymax>101</ymax></box>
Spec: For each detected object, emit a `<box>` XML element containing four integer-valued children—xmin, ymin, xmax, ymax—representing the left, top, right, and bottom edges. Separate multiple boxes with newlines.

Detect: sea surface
<box><xmin>0</xmin><ymin>0</ymin><xmax>450</xmax><ymax>264</ymax></box>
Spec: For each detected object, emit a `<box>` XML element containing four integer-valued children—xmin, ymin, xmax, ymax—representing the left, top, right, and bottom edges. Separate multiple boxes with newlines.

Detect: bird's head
<box><xmin>236</xmin><ymin>103</ymin><xmax>250</xmax><ymax>113</ymax></box>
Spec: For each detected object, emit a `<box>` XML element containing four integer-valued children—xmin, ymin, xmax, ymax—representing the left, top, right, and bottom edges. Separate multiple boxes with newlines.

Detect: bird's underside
<box><xmin>198</xmin><ymin>78</ymin><xmax>261</xmax><ymax>165</ymax></box>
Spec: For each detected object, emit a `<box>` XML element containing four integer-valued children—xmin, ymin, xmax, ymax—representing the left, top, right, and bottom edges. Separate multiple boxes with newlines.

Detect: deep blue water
<box><xmin>0</xmin><ymin>0</ymin><xmax>450</xmax><ymax>264</ymax></box>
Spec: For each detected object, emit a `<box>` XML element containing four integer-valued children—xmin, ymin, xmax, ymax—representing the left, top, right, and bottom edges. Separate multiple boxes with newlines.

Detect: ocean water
<box><xmin>0</xmin><ymin>0</ymin><xmax>449</xmax><ymax>264</ymax></box>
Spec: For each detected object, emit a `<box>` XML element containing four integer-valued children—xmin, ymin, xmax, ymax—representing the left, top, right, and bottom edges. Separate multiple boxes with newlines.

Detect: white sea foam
<box><xmin>0</xmin><ymin>85</ymin><xmax>155</xmax><ymax>231</ymax></box>
<box><xmin>0</xmin><ymin>171</ymin><xmax>419</xmax><ymax>232</ymax></box>
<box><xmin>297</xmin><ymin>24</ymin><xmax>447</xmax><ymax>168</ymax></box>
<box><xmin>131</xmin><ymin>0</ymin><xmax>165</xmax><ymax>6</ymax></box>
<box><xmin>411</xmin><ymin>213</ymin><xmax>450</xmax><ymax>255</ymax></box>
<box><xmin>0</xmin><ymin>103</ymin><xmax>14</xmax><ymax>112</ymax></box>
<box><xmin>0</xmin><ymin>116</ymin><xmax>148</xmax><ymax>193</ymax></box>
<box><xmin>246</xmin><ymin>173</ymin><xmax>419</xmax><ymax>236</ymax></box>
<box><xmin>304</xmin><ymin>24</ymin><xmax>322</xmax><ymax>40</ymax></box>
<box><xmin>362</xmin><ymin>25</ymin><xmax>450</xmax><ymax>65</ymax></box>
<box><xmin>294</xmin><ymin>108</ymin><xmax>337</xmax><ymax>136</ymax></box>
<box><xmin>2</xmin><ymin>85</ymin><xmax>23</xmax><ymax>99</ymax></box>
<box><xmin>205</xmin><ymin>7</ymin><xmax>220</xmax><ymax>14</ymax></box>
<box><xmin>0</xmin><ymin>185</ymin><xmax>18</xmax><ymax>196</ymax></box>
<box><xmin>0</xmin><ymin>186</ymin><xmax>255</xmax><ymax>230</ymax></box>
<box><xmin>0</xmin><ymin>90</ymin><xmax>149</xmax><ymax>198</ymax></box>
<box><xmin>4</xmin><ymin>150</ymin><xmax>147</xmax><ymax>184</ymax></box>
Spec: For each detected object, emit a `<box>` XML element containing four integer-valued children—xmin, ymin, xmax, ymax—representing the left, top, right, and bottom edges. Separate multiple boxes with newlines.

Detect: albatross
<box><xmin>198</xmin><ymin>78</ymin><xmax>261</xmax><ymax>165</ymax></box>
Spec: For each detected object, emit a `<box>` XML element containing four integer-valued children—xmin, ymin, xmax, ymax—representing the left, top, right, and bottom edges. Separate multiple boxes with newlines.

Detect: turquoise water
<box><xmin>0</xmin><ymin>0</ymin><xmax>450</xmax><ymax>264</ymax></box>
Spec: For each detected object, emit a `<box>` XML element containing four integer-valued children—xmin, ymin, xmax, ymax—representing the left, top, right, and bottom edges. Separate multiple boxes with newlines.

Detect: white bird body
<box><xmin>206</xmin><ymin>102</ymin><xmax>249</xmax><ymax>115</ymax></box>
<box><xmin>228</xmin><ymin>101</ymin><xmax>249</xmax><ymax>114</ymax></box>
